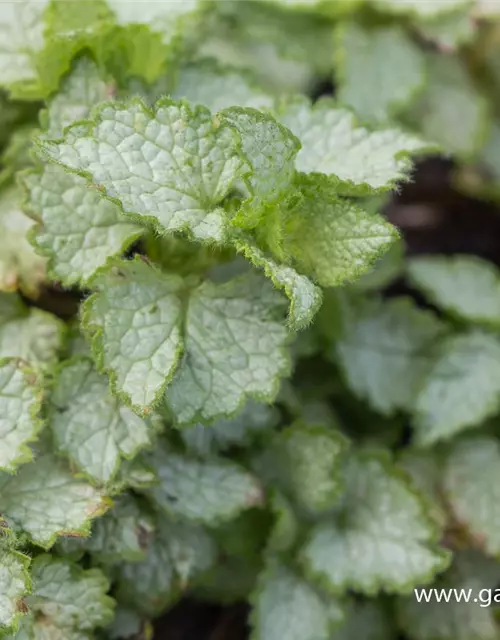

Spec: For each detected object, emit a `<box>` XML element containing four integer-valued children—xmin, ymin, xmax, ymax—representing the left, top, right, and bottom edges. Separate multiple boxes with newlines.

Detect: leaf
<box><xmin>23</xmin><ymin>554</ymin><xmax>115</xmax><ymax>638</ymax></box>
<box><xmin>372</xmin><ymin>0</ymin><xmax>472</xmax><ymax>18</ymax></box>
<box><xmin>351</xmin><ymin>241</ymin><xmax>405</xmax><ymax>291</ymax></box>
<box><xmin>146</xmin><ymin>445</ymin><xmax>263</xmax><ymax>525</ymax></box>
<box><xmin>21</xmin><ymin>164</ymin><xmax>142</xmax><ymax>287</ymax></box>
<box><xmin>402</xmin><ymin>53</ymin><xmax>489</xmax><ymax>159</ymax></box>
<box><xmin>250</xmin><ymin>561</ymin><xmax>345</xmax><ymax>640</ymax></box>
<box><xmin>335</xmin><ymin>296</ymin><xmax>447</xmax><ymax>415</ymax></box>
<box><xmin>301</xmin><ymin>451</ymin><xmax>449</xmax><ymax>594</ymax></box>
<box><xmin>164</xmin><ymin>270</ymin><xmax>290</xmax><ymax>425</ymax></box>
<box><xmin>334</xmin><ymin>22</ymin><xmax>426</xmax><ymax>123</ymax></box>
<box><xmin>0</xmin><ymin>185</ymin><xmax>46</xmax><ymax>296</ymax></box>
<box><xmin>173</xmin><ymin>61</ymin><xmax>274</xmax><ymax>112</ymax></box>
<box><xmin>38</xmin><ymin>98</ymin><xmax>243</xmax><ymax>243</ymax></box>
<box><xmin>443</xmin><ymin>435</ymin><xmax>500</xmax><ymax>556</ymax></box>
<box><xmin>415</xmin><ymin>8</ymin><xmax>476</xmax><ymax>50</ymax></box>
<box><xmin>0</xmin><ymin>359</ymin><xmax>42</xmax><ymax>474</ymax></box>
<box><xmin>277</xmin><ymin>97</ymin><xmax>434</xmax><ymax>195</ymax></box>
<box><xmin>398</xmin><ymin>549</ymin><xmax>500</xmax><ymax>640</ymax></box>
<box><xmin>333</xmin><ymin>599</ymin><xmax>396</xmax><ymax>640</ymax></box>
<box><xmin>48</xmin><ymin>358</ymin><xmax>158</xmax><ymax>485</ymax></box>
<box><xmin>116</xmin><ymin>512</ymin><xmax>217</xmax><ymax>616</ymax></box>
<box><xmin>40</xmin><ymin>56</ymin><xmax>113</xmax><ymax>139</ymax></box>
<box><xmin>0</xmin><ymin>546</ymin><xmax>31</xmax><ymax>635</ymax></box>
<box><xmin>413</xmin><ymin>331</ymin><xmax>500</xmax><ymax>445</ymax></box>
<box><xmin>180</xmin><ymin>399</ymin><xmax>280</xmax><ymax>457</ymax></box>
<box><xmin>234</xmin><ymin>238</ymin><xmax>323</xmax><ymax>330</ymax></box>
<box><xmin>253</xmin><ymin>422</ymin><xmax>348</xmax><ymax>517</ymax></box>
<box><xmin>83</xmin><ymin>258</ymin><xmax>184</xmax><ymax>412</ymax></box>
<box><xmin>0</xmin><ymin>293</ymin><xmax>65</xmax><ymax>367</ymax></box>
<box><xmin>282</xmin><ymin>176</ymin><xmax>399</xmax><ymax>287</ymax></box>
<box><xmin>0</xmin><ymin>450</ymin><xmax>109</xmax><ymax>548</ymax></box>
<box><xmin>407</xmin><ymin>255</ymin><xmax>500</xmax><ymax>326</ymax></box>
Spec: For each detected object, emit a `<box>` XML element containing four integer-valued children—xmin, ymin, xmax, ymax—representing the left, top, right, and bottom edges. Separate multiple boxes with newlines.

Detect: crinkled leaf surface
<box><xmin>283</xmin><ymin>176</ymin><xmax>398</xmax><ymax>287</ymax></box>
<box><xmin>302</xmin><ymin>451</ymin><xmax>449</xmax><ymax>594</ymax></box>
<box><xmin>277</xmin><ymin>97</ymin><xmax>433</xmax><ymax>195</ymax></box>
<box><xmin>22</xmin><ymin>164</ymin><xmax>142</xmax><ymax>287</ymax></box>
<box><xmin>443</xmin><ymin>436</ymin><xmax>500</xmax><ymax>557</ymax></box>
<box><xmin>146</xmin><ymin>445</ymin><xmax>263</xmax><ymax>524</ymax></box>
<box><xmin>0</xmin><ymin>185</ymin><xmax>46</xmax><ymax>295</ymax></box>
<box><xmin>413</xmin><ymin>331</ymin><xmax>500</xmax><ymax>445</ymax></box>
<box><xmin>335</xmin><ymin>22</ymin><xmax>426</xmax><ymax>123</ymax></box>
<box><xmin>116</xmin><ymin>512</ymin><xmax>216</xmax><ymax>616</ymax></box>
<box><xmin>49</xmin><ymin>358</ymin><xmax>156</xmax><ymax>484</ymax></box>
<box><xmin>398</xmin><ymin>550</ymin><xmax>500</xmax><ymax>640</ymax></box>
<box><xmin>0</xmin><ymin>359</ymin><xmax>42</xmax><ymax>474</ymax></box>
<box><xmin>0</xmin><ymin>546</ymin><xmax>31</xmax><ymax>635</ymax></box>
<box><xmin>335</xmin><ymin>296</ymin><xmax>446</xmax><ymax>415</ymax></box>
<box><xmin>408</xmin><ymin>255</ymin><xmax>500</xmax><ymax>326</ymax></box>
<box><xmin>38</xmin><ymin>98</ymin><xmax>243</xmax><ymax>243</ymax></box>
<box><xmin>250</xmin><ymin>562</ymin><xmax>344</xmax><ymax>640</ymax></box>
<box><xmin>0</xmin><ymin>293</ymin><xmax>65</xmax><ymax>367</ymax></box>
<box><xmin>0</xmin><ymin>450</ymin><xmax>108</xmax><ymax>548</ymax></box>
<box><xmin>173</xmin><ymin>62</ymin><xmax>274</xmax><ymax>112</ymax></box>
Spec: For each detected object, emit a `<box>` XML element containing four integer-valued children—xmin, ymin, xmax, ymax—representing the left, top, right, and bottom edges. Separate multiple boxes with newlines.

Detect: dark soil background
<box><xmin>148</xmin><ymin>157</ymin><xmax>500</xmax><ymax>639</ymax></box>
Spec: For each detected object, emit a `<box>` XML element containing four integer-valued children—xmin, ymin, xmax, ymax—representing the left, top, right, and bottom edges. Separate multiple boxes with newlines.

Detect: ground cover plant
<box><xmin>1</xmin><ymin>0</ymin><xmax>500</xmax><ymax>638</ymax></box>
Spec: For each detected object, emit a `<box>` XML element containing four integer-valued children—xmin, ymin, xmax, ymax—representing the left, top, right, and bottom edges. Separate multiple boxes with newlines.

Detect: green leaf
<box><xmin>334</xmin><ymin>22</ymin><xmax>426</xmax><ymax>123</ymax></box>
<box><xmin>180</xmin><ymin>399</ymin><xmax>280</xmax><ymax>457</ymax></box>
<box><xmin>372</xmin><ymin>0</ymin><xmax>472</xmax><ymax>18</ymax></box>
<box><xmin>83</xmin><ymin>258</ymin><xmax>184</xmax><ymax>412</ymax></box>
<box><xmin>21</xmin><ymin>164</ymin><xmax>142</xmax><ymax>287</ymax></box>
<box><xmin>398</xmin><ymin>550</ymin><xmax>500</xmax><ymax>640</ymax></box>
<box><xmin>407</xmin><ymin>255</ymin><xmax>500</xmax><ymax>326</ymax></box>
<box><xmin>0</xmin><ymin>546</ymin><xmax>31</xmax><ymax>636</ymax></box>
<box><xmin>333</xmin><ymin>599</ymin><xmax>396</xmax><ymax>640</ymax></box>
<box><xmin>253</xmin><ymin>422</ymin><xmax>348</xmax><ymax>517</ymax></box>
<box><xmin>0</xmin><ymin>359</ymin><xmax>42</xmax><ymax>474</ymax></box>
<box><xmin>116</xmin><ymin>512</ymin><xmax>217</xmax><ymax>616</ymax></box>
<box><xmin>415</xmin><ymin>8</ymin><xmax>476</xmax><ymax>50</ymax></box>
<box><xmin>0</xmin><ymin>293</ymin><xmax>65</xmax><ymax>368</ymax></box>
<box><xmin>250</xmin><ymin>561</ymin><xmax>345</xmax><ymax>640</ymax></box>
<box><xmin>413</xmin><ymin>331</ymin><xmax>500</xmax><ymax>445</ymax></box>
<box><xmin>277</xmin><ymin>97</ymin><xmax>434</xmax><ymax>195</ymax></box>
<box><xmin>38</xmin><ymin>98</ymin><xmax>243</xmax><ymax>243</ymax></box>
<box><xmin>146</xmin><ymin>445</ymin><xmax>263</xmax><ymax>525</ymax></box>
<box><xmin>0</xmin><ymin>449</ymin><xmax>109</xmax><ymax>548</ymax></box>
<box><xmin>23</xmin><ymin>554</ymin><xmax>114</xmax><ymax>638</ymax></box>
<box><xmin>234</xmin><ymin>238</ymin><xmax>323</xmax><ymax>330</ymax></box>
<box><xmin>301</xmin><ymin>451</ymin><xmax>449</xmax><ymax>594</ymax></box>
<box><xmin>48</xmin><ymin>358</ymin><xmax>158</xmax><ymax>485</ymax></box>
<box><xmin>282</xmin><ymin>176</ymin><xmax>398</xmax><ymax>287</ymax></box>
<box><xmin>351</xmin><ymin>241</ymin><xmax>405</xmax><ymax>292</ymax></box>
<box><xmin>443</xmin><ymin>435</ymin><xmax>500</xmax><ymax>556</ymax></box>
<box><xmin>403</xmin><ymin>53</ymin><xmax>489</xmax><ymax>159</ymax></box>
<box><xmin>0</xmin><ymin>185</ymin><xmax>46</xmax><ymax>296</ymax></box>
<box><xmin>335</xmin><ymin>296</ymin><xmax>447</xmax><ymax>415</ymax></box>
<box><xmin>173</xmin><ymin>61</ymin><xmax>274</xmax><ymax>112</ymax></box>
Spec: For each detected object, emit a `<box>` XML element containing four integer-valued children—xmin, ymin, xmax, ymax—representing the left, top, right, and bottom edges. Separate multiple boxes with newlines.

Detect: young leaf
<box><xmin>443</xmin><ymin>435</ymin><xmax>500</xmax><ymax>557</ymax></box>
<box><xmin>407</xmin><ymin>255</ymin><xmax>500</xmax><ymax>326</ymax></box>
<box><xmin>277</xmin><ymin>97</ymin><xmax>434</xmax><ymax>195</ymax></box>
<box><xmin>301</xmin><ymin>451</ymin><xmax>449</xmax><ymax>594</ymax></box>
<box><xmin>250</xmin><ymin>561</ymin><xmax>345</xmax><ymax>640</ymax></box>
<box><xmin>22</xmin><ymin>554</ymin><xmax>115</xmax><ymax>638</ymax></box>
<box><xmin>0</xmin><ymin>185</ymin><xmax>46</xmax><ymax>296</ymax></box>
<box><xmin>116</xmin><ymin>512</ymin><xmax>217</xmax><ymax>616</ymax></box>
<box><xmin>335</xmin><ymin>296</ymin><xmax>447</xmax><ymax>415</ymax></box>
<box><xmin>334</xmin><ymin>22</ymin><xmax>426</xmax><ymax>123</ymax></box>
<box><xmin>21</xmin><ymin>164</ymin><xmax>142</xmax><ymax>287</ymax></box>
<box><xmin>0</xmin><ymin>449</ymin><xmax>109</xmax><ymax>548</ymax></box>
<box><xmin>48</xmin><ymin>358</ymin><xmax>158</xmax><ymax>485</ymax></box>
<box><xmin>0</xmin><ymin>545</ymin><xmax>31</xmax><ymax>636</ymax></box>
<box><xmin>283</xmin><ymin>176</ymin><xmax>398</xmax><ymax>287</ymax></box>
<box><xmin>0</xmin><ymin>359</ymin><xmax>42</xmax><ymax>474</ymax></box>
<box><xmin>398</xmin><ymin>550</ymin><xmax>500</xmax><ymax>640</ymax></box>
<box><xmin>173</xmin><ymin>61</ymin><xmax>274</xmax><ymax>112</ymax></box>
<box><xmin>38</xmin><ymin>98</ymin><xmax>243</xmax><ymax>243</ymax></box>
<box><xmin>146</xmin><ymin>445</ymin><xmax>263</xmax><ymax>525</ymax></box>
<box><xmin>413</xmin><ymin>331</ymin><xmax>500</xmax><ymax>445</ymax></box>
